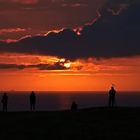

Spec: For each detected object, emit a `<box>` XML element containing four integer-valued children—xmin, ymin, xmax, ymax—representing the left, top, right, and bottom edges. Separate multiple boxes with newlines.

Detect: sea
<box><xmin>0</xmin><ymin>91</ymin><xmax>140</xmax><ymax>111</ymax></box>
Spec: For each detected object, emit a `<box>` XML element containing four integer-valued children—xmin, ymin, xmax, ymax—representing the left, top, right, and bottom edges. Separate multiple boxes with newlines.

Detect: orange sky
<box><xmin>0</xmin><ymin>54</ymin><xmax>139</xmax><ymax>91</ymax></box>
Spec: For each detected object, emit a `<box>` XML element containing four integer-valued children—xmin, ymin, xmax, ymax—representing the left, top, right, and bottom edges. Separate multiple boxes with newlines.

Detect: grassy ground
<box><xmin>0</xmin><ymin>108</ymin><xmax>140</xmax><ymax>140</ymax></box>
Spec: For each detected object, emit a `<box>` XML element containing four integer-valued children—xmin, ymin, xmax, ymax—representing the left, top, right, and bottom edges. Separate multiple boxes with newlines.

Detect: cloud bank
<box><xmin>0</xmin><ymin>62</ymin><xmax>68</xmax><ymax>70</ymax></box>
<box><xmin>0</xmin><ymin>0</ymin><xmax>140</xmax><ymax>60</ymax></box>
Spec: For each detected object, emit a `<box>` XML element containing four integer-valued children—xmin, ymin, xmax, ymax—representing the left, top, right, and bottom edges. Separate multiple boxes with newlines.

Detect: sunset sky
<box><xmin>0</xmin><ymin>0</ymin><xmax>140</xmax><ymax>91</ymax></box>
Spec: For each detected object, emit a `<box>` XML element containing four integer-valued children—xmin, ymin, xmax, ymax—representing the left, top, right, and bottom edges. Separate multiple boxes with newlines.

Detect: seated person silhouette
<box><xmin>1</xmin><ymin>93</ymin><xmax>8</xmax><ymax>112</ymax></box>
<box><xmin>30</xmin><ymin>91</ymin><xmax>36</xmax><ymax>111</ymax></box>
<box><xmin>71</xmin><ymin>101</ymin><xmax>78</xmax><ymax>111</ymax></box>
<box><xmin>109</xmin><ymin>86</ymin><xmax>116</xmax><ymax>107</ymax></box>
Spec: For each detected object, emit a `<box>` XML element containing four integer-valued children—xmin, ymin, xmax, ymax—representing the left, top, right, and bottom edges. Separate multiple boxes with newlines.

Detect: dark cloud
<box><xmin>32</xmin><ymin>62</ymin><xmax>67</xmax><ymax>70</ymax></box>
<box><xmin>0</xmin><ymin>0</ymin><xmax>140</xmax><ymax>59</ymax></box>
<box><xmin>0</xmin><ymin>62</ymin><xmax>67</xmax><ymax>70</ymax></box>
<box><xmin>0</xmin><ymin>0</ymin><xmax>106</xmax><ymax>40</ymax></box>
<box><xmin>0</xmin><ymin>64</ymin><xmax>25</xmax><ymax>69</ymax></box>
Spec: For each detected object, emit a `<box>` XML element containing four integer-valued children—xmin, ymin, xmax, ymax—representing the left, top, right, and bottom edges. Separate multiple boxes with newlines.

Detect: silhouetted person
<box><xmin>30</xmin><ymin>91</ymin><xmax>36</xmax><ymax>111</ymax></box>
<box><xmin>1</xmin><ymin>93</ymin><xmax>8</xmax><ymax>112</ymax></box>
<box><xmin>109</xmin><ymin>86</ymin><xmax>116</xmax><ymax>107</ymax></box>
<box><xmin>71</xmin><ymin>101</ymin><xmax>78</xmax><ymax>111</ymax></box>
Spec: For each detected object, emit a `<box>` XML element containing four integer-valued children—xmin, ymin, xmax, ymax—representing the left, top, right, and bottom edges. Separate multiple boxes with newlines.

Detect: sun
<box><xmin>64</xmin><ymin>62</ymin><xmax>71</xmax><ymax>68</ymax></box>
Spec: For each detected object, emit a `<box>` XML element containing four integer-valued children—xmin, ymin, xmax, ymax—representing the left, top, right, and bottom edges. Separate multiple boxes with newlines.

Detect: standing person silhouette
<box><xmin>30</xmin><ymin>91</ymin><xmax>36</xmax><ymax>111</ymax></box>
<box><xmin>108</xmin><ymin>86</ymin><xmax>116</xmax><ymax>107</ymax></box>
<box><xmin>71</xmin><ymin>101</ymin><xmax>78</xmax><ymax>111</ymax></box>
<box><xmin>1</xmin><ymin>93</ymin><xmax>8</xmax><ymax>112</ymax></box>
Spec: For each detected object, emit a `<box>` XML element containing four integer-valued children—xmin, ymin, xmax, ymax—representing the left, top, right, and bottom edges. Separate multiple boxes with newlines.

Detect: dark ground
<box><xmin>0</xmin><ymin>108</ymin><xmax>140</xmax><ymax>140</ymax></box>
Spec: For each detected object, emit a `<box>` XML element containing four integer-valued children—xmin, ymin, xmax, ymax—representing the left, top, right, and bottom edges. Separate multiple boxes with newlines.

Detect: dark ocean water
<box><xmin>0</xmin><ymin>91</ymin><xmax>140</xmax><ymax>111</ymax></box>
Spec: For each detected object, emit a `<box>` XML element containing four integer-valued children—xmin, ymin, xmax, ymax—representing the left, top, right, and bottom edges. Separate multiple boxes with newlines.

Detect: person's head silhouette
<box><xmin>111</xmin><ymin>86</ymin><xmax>114</xmax><ymax>90</ymax></box>
<box><xmin>4</xmin><ymin>93</ymin><xmax>7</xmax><ymax>96</ymax></box>
<box><xmin>31</xmin><ymin>91</ymin><xmax>35</xmax><ymax>94</ymax></box>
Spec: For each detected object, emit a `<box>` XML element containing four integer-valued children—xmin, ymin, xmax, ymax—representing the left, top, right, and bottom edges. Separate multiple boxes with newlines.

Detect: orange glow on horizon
<box><xmin>0</xmin><ymin>54</ymin><xmax>140</xmax><ymax>91</ymax></box>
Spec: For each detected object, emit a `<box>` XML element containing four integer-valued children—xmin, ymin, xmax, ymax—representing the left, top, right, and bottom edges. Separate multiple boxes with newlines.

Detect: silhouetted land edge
<box><xmin>0</xmin><ymin>107</ymin><xmax>140</xmax><ymax>140</ymax></box>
